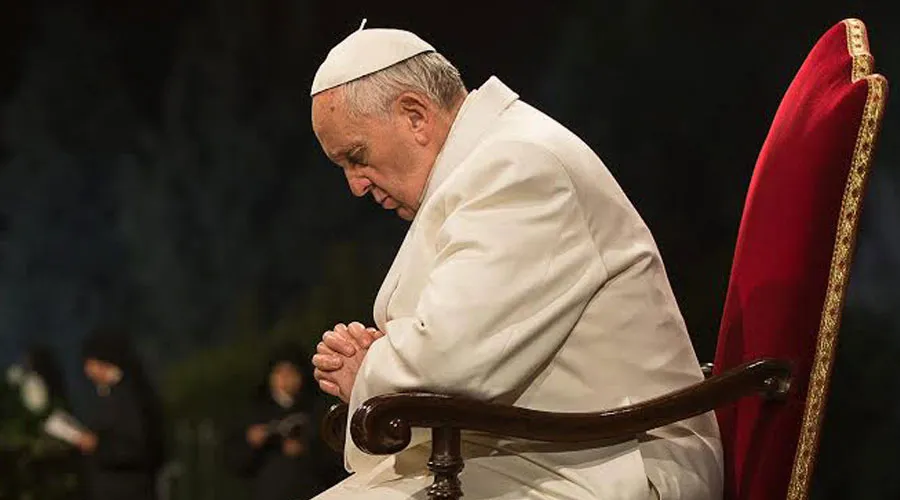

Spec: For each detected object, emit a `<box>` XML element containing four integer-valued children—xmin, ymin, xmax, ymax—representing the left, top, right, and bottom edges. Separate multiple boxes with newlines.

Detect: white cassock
<box><xmin>314</xmin><ymin>77</ymin><xmax>723</xmax><ymax>500</ymax></box>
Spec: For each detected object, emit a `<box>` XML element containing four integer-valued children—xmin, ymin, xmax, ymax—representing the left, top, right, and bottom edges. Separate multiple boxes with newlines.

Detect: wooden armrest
<box><xmin>348</xmin><ymin>358</ymin><xmax>791</xmax><ymax>455</ymax></box>
<box><xmin>321</xmin><ymin>401</ymin><xmax>348</xmax><ymax>454</ymax></box>
<box><xmin>320</xmin><ymin>358</ymin><xmax>791</xmax><ymax>500</ymax></box>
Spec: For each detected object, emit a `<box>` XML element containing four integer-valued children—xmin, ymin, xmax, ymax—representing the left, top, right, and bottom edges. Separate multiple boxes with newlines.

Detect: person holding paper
<box><xmin>3</xmin><ymin>343</ymin><xmax>86</xmax><ymax>500</ymax></box>
<box><xmin>225</xmin><ymin>342</ymin><xmax>337</xmax><ymax>500</ymax></box>
<box><xmin>76</xmin><ymin>328</ymin><xmax>166</xmax><ymax>500</ymax></box>
<box><xmin>20</xmin><ymin>343</ymin><xmax>71</xmax><ymax>415</ymax></box>
<box><xmin>226</xmin><ymin>343</ymin><xmax>338</xmax><ymax>500</ymax></box>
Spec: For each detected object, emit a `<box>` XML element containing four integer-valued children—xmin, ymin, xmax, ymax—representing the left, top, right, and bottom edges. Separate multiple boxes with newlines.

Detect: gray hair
<box><xmin>341</xmin><ymin>51</ymin><xmax>466</xmax><ymax>117</ymax></box>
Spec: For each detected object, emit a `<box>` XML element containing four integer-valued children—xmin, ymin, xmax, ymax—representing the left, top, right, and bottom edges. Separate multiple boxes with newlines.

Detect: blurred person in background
<box><xmin>18</xmin><ymin>343</ymin><xmax>71</xmax><ymax>414</ymax></box>
<box><xmin>2</xmin><ymin>343</ymin><xmax>86</xmax><ymax>499</ymax></box>
<box><xmin>76</xmin><ymin>327</ymin><xmax>167</xmax><ymax>500</ymax></box>
<box><xmin>225</xmin><ymin>342</ymin><xmax>338</xmax><ymax>500</ymax></box>
<box><xmin>26</xmin><ymin>343</ymin><xmax>86</xmax><ymax>496</ymax></box>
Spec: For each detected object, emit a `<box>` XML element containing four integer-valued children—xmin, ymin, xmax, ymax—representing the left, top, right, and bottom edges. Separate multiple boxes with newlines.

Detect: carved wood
<box><xmin>348</xmin><ymin>358</ymin><xmax>791</xmax><ymax>455</ymax></box>
<box><xmin>321</xmin><ymin>402</ymin><xmax>348</xmax><ymax>454</ymax></box>
<box><xmin>320</xmin><ymin>358</ymin><xmax>791</xmax><ymax>499</ymax></box>
<box><xmin>427</xmin><ymin>427</ymin><xmax>464</xmax><ymax>500</ymax></box>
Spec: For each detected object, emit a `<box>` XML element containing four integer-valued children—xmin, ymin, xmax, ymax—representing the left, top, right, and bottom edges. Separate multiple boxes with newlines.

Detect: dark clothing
<box><xmin>82</xmin><ymin>379</ymin><xmax>163</xmax><ymax>500</ymax></box>
<box><xmin>225</xmin><ymin>395</ymin><xmax>326</xmax><ymax>500</ymax></box>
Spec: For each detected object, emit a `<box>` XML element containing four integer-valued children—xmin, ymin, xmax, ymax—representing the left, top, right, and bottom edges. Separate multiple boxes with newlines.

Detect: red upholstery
<box><xmin>713</xmin><ymin>20</ymin><xmax>887</xmax><ymax>500</ymax></box>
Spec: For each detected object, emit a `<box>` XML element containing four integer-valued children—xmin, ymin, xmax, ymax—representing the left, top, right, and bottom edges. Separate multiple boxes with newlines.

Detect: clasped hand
<box><xmin>312</xmin><ymin>322</ymin><xmax>384</xmax><ymax>403</ymax></box>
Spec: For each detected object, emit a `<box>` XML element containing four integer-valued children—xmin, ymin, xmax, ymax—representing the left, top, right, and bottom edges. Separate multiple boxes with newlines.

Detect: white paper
<box><xmin>274</xmin><ymin>412</ymin><xmax>309</xmax><ymax>437</ymax></box>
<box><xmin>43</xmin><ymin>409</ymin><xmax>87</xmax><ymax>446</ymax></box>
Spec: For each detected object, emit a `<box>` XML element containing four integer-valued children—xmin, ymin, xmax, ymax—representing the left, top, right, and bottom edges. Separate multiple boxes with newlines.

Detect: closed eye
<box><xmin>345</xmin><ymin>145</ymin><xmax>368</xmax><ymax>167</ymax></box>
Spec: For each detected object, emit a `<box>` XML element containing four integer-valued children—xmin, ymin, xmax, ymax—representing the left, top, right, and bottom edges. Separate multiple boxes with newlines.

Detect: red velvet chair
<box><xmin>713</xmin><ymin>17</ymin><xmax>888</xmax><ymax>500</ymax></box>
<box><xmin>322</xmin><ymin>18</ymin><xmax>888</xmax><ymax>500</ymax></box>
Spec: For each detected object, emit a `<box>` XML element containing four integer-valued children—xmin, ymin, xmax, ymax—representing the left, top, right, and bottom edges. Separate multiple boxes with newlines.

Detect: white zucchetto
<box><xmin>311</xmin><ymin>22</ymin><xmax>435</xmax><ymax>96</ymax></box>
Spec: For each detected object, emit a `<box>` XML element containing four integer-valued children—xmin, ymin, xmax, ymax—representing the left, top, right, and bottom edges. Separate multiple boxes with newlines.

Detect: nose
<box><xmin>345</xmin><ymin>170</ymin><xmax>372</xmax><ymax>197</ymax></box>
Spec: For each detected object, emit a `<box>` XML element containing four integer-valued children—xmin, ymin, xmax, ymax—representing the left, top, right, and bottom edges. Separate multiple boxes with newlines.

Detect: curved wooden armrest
<box><xmin>350</xmin><ymin>358</ymin><xmax>791</xmax><ymax>455</ymax></box>
<box><xmin>321</xmin><ymin>402</ymin><xmax>348</xmax><ymax>454</ymax></box>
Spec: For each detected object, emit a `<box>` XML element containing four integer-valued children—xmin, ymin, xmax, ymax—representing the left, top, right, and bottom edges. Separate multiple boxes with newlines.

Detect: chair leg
<box><xmin>427</xmin><ymin>426</ymin><xmax>464</xmax><ymax>500</ymax></box>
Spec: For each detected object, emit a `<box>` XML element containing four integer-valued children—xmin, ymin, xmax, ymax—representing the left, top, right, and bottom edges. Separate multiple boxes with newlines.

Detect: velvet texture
<box><xmin>713</xmin><ymin>19</ymin><xmax>886</xmax><ymax>500</ymax></box>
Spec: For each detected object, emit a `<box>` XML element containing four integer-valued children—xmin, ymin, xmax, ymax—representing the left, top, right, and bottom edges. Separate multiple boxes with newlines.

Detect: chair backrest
<box><xmin>712</xmin><ymin>18</ymin><xmax>888</xmax><ymax>500</ymax></box>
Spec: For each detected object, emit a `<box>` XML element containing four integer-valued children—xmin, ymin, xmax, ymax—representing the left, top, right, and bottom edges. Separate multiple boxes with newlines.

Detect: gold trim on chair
<box><xmin>786</xmin><ymin>19</ymin><xmax>889</xmax><ymax>500</ymax></box>
<box><xmin>845</xmin><ymin>18</ymin><xmax>873</xmax><ymax>82</ymax></box>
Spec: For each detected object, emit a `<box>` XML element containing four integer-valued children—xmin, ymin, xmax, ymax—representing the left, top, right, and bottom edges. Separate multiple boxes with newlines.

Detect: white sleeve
<box><xmin>356</xmin><ymin>142</ymin><xmax>609</xmax><ymax>401</ymax></box>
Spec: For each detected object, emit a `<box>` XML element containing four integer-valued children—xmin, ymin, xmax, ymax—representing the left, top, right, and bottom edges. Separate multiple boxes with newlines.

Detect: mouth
<box><xmin>380</xmin><ymin>197</ymin><xmax>400</xmax><ymax>210</ymax></box>
<box><xmin>374</xmin><ymin>192</ymin><xmax>400</xmax><ymax>210</ymax></box>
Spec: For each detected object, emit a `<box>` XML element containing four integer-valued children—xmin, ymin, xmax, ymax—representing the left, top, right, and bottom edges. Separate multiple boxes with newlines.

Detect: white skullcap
<box><xmin>310</xmin><ymin>22</ymin><xmax>435</xmax><ymax>96</ymax></box>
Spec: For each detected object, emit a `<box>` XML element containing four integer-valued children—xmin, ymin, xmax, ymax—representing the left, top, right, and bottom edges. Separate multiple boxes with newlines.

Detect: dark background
<box><xmin>0</xmin><ymin>0</ymin><xmax>897</xmax><ymax>498</ymax></box>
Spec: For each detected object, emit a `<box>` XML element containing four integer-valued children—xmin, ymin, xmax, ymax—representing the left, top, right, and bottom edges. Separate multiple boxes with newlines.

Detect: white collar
<box><xmin>416</xmin><ymin>76</ymin><xmax>519</xmax><ymax>210</ymax></box>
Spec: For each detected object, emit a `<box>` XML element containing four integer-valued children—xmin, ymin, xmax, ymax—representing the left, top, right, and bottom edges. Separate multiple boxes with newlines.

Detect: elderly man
<box><xmin>310</xmin><ymin>25</ymin><xmax>723</xmax><ymax>500</ymax></box>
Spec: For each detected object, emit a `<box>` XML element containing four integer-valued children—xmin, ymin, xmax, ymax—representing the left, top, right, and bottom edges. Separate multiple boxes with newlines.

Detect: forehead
<box><xmin>273</xmin><ymin>361</ymin><xmax>299</xmax><ymax>372</ymax></box>
<box><xmin>311</xmin><ymin>89</ymin><xmax>342</xmax><ymax>127</ymax></box>
<box><xmin>312</xmin><ymin>90</ymin><xmax>364</xmax><ymax>157</ymax></box>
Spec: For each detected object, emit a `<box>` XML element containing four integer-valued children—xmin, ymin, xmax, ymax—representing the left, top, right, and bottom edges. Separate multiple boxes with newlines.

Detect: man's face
<box><xmin>311</xmin><ymin>89</ymin><xmax>438</xmax><ymax>221</ymax></box>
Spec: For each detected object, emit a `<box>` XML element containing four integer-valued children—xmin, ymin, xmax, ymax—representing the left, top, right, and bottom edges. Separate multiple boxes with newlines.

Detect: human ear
<box><xmin>397</xmin><ymin>93</ymin><xmax>429</xmax><ymax>136</ymax></box>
